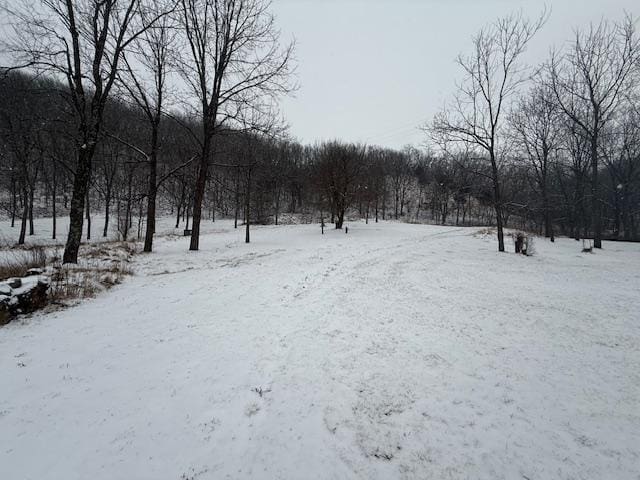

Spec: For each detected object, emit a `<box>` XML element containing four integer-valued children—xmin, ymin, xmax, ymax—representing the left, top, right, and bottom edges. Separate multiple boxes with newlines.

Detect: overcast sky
<box><xmin>271</xmin><ymin>0</ymin><xmax>639</xmax><ymax>149</ymax></box>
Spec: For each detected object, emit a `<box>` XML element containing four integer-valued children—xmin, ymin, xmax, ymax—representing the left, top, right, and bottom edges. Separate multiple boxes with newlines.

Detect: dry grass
<box><xmin>1</xmin><ymin>240</ymin><xmax>135</xmax><ymax>306</ymax></box>
<box><xmin>0</xmin><ymin>246</ymin><xmax>47</xmax><ymax>281</ymax></box>
<box><xmin>48</xmin><ymin>253</ymin><xmax>134</xmax><ymax>304</ymax></box>
<box><xmin>0</xmin><ymin>233</ymin><xmax>138</xmax><ymax>324</ymax></box>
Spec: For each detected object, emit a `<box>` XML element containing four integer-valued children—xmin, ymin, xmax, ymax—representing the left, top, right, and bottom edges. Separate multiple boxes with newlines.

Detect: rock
<box><xmin>0</xmin><ymin>276</ymin><xmax>50</xmax><ymax>326</ymax></box>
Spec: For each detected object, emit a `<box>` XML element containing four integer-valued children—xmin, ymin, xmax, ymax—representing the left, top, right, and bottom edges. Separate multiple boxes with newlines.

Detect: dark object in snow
<box><xmin>252</xmin><ymin>386</ymin><xmax>272</xmax><ymax>397</ymax></box>
<box><xmin>345</xmin><ymin>226</ymin><xmax>349</xmax><ymax>234</ymax></box>
<box><xmin>0</xmin><ymin>276</ymin><xmax>50</xmax><ymax>325</ymax></box>
<box><xmin>513</xmin><ymin>232</ymin><xmax>533</xmax><ymax>256</ymax></box>
<box><xmin>183</xmin><ymin>229</ymin><xmax>192</xmax><ymax>236</ymax></box>
<box><xmin>514</xmin><ymin>232</ymin><xmax>525</xmax><ymax>254</ymax></box>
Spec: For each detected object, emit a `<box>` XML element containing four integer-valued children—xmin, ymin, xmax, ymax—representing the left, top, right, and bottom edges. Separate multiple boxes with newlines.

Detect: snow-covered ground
<box><xmin>1</xmin><ymin>219</ymin><xmax>639</xmax><ymax>480</ymax></box>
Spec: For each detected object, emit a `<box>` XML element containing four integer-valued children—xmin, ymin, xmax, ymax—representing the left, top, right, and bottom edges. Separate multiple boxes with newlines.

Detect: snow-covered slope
<box><xmin>1</xmin><ymin>221</ymin><xmax>638</xmax><ymax>479</ymax></box>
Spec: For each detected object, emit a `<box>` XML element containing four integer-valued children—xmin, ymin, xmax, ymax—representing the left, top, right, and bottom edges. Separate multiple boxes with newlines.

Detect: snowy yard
<box><xmin>1</xmin><ymin>220</ymin><xmax>639</xmax><ymax>479</ymax></box>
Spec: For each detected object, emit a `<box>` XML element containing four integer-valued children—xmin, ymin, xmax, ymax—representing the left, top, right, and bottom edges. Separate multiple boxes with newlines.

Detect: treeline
<box><xmin>1</xmin><ymin>2</ymin><xmax>639</xmax><ymax>259</ymax></box>
<box><xmin>1</xmin><ymin>0</ymin><xmax>295</xmax><ymax>262</ymax></box>
<box><xmin>0</xmin><ymin>72</ymin><xmax>498</xmax><ymax>240</ymax></box>
<box><xmin>429</xmin><ymin>11</ymin><xmax>640</xmax><ymax>250</ymax></box>
<box><xmin>2</xmin><ymin>67</ymin><xmax>639</xmax><ymax>249</ymax></box>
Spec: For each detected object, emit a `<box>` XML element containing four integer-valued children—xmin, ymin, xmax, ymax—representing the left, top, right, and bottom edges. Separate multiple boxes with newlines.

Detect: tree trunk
<box><xmin>375</xmin><ymin>197</ymin><xmax>379</xmax><ymax>223</ymax></box>
<box><xmin>189</xmin><ymin>134</ymin><xmax>212</xmax><ymax>251</ymax></box>
<box><xmin>18</xmin><ymin>187</ymin><xmax>28</xmax><ymax>245</ymax></box>
<box><xmin>52</xmin><ymin>173</ymin><xmax>57</xmax><ymax>240</ymax></box>
<box><xmin>245</xmin><ymin>167</ymin><xmax>251</xmax><ymax>244</ymax></box>
<box><xmin>622</xmin><ymin>186</ymin><xmax>631</xmax><ymax>241</ymax></box>
<box><xmin>144</xmin><ymin>127</ymin><xmax>159</xmax><ymax>252</ymax></box>
<box><xmin>491</xmin><ymin>155</ymin><xmax>505</xmax><ymax>252</ymax></box>
<box><xmin>234</xmin><ymin>170</ymin><xmax>240</xmax><ymax>229</ymax></box>
<box><xmin>335</xmin><ymin>204</ymin><xmax>345</xmax><ymax>229</ymax></box>
<box><xmin>274</xmin><ymin>188</ymin><xmax>281</xmax><ymax>226</ymax></box>
<box><xmin>11</xmin><ymin>176</ymin><xmax>17</xmax><ymax>228</ymax></box>
<box><xmin>591</xmin><ymin>133</ymin><xmax>602</xmax><ymax>248</ymax></box>
<box><xmin>542</xmin><ymin>182</ymin><xmax>552</xmax><ymax>239</ymax></box>
<box><xmin>137</xmin><ymin>199</ymin><xmax>144</xmax><ymax>240</ymax></box>
<box><xmin>63</xmin><ymin>145</ymin><xmax>94</xmax><ymax>264</ymax></box>
<box><xmin>123</xmin><ymin>172</ymin><xmax>133</xmax><ymax>241</ymax></box>
<box><xmin>394</xmin><ymin>191</ymin><xmax>399</xmax><ymax>219</ymax></box>
<box><xmin>28</xmin><ymin>187</ymin><xmax>35</xmax><ymax>236</ymax></box>
<box><xmin>103</xmin><ymin>189</ymin><xmax>111</xmax><ymax>238</ymax></box>
<box><xmin>86</xmin><ymin>188</ymin><xmax>91</xmax><ymax>241</ymax></box>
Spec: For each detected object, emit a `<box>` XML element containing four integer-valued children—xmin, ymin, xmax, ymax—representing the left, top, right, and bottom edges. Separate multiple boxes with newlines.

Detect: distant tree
<box><xmin>556</xmin><ymin>121</ymin><xmax>592</xmax><ymax>240</ymax></box>
<box><xmin>600</xmin><ymin>105</ymin><xmax>640</xmax><ymax>240</ymax></box>
<box><xmin>314</xmin><ymin>142</ymin><xmax>366</xmax><ymax>229</ymax></box>
<box><xmin>511</xmin><ymin>82</ymin><xmax>562</xmax><ymax>239</ymax></box>
<box><xmin>0</xmin><ymin>73</ymin><xmax>47</xmax><ymax>244</ymax></box>
<box><xmin>387</xmin><ymin>150</ymin><xmax>413</xmax><ymax>220</ymax></box>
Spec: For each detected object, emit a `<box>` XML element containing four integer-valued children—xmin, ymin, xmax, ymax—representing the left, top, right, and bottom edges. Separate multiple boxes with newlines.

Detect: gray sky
<box><xmin>272</xmin><ymin>0</ymin><xmax>639</xmax><ymax>149</ymax></box>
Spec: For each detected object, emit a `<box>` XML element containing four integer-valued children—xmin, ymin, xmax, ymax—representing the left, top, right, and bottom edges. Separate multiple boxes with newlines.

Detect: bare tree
<box><xmin>387</xmin><ymin>150</ymin><xmax>413</xmax><ymax>220</ymax></box>
<box><xmin>600</xmin><ymin>103</ymin><xmax>640</xmax><ymax>240</ymax></box>
<box><xmin>3</xmin><ymin>0</ymin><xmax>171</xmax><ymax>262</ymax></box>
<box><xmin>177</xmin><ymin>0</ymin><xmax>295</xmax><ymax>251</ymax></box>
<box><xmin>557</xmin><ymin>120</ymin><xmax>592</xmax><ymax>240</ymax></box>
<box><xmin>117</xmin><ymin>0</ymin><xmax>178</xmax><ymax>252</ymax></box>
<box><xmin>314</xmin><ymin>142</ymin><xmax>366</xmax><ymax>229</ymax></box>
<box><xmin>547</xmin><ymin>15</ymin><xmax>640</xmax><ymax>248</ymax></box>
<box><xmin>0</xmin><ymin>73</ymin><xmax>47</xmax><ymax>244</ymax></box>
<box><xmin>511</xmin><ymin>81</ymin><xmax>562</xmax><ymax>239</ymax></box>
<box><xmin>430</xmin><ymin>11</ymin><xmax>547</xmax><ymax>251</ymax></box>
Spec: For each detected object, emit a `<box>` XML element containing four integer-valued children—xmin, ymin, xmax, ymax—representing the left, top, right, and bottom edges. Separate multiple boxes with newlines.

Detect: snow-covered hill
<box><xmin>1</xmin><ymin>221</ymin><xmax>638</xmax><ymax>479</ymax></box>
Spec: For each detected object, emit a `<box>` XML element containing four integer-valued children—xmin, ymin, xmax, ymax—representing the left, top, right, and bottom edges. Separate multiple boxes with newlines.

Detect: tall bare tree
<box><xmin>177</xmin><ymin>0</ymin><xmax>295</xmax><ymax>251</ymax></box>
<box><xmin>3</xmin><ymin>0</ymin><xmax>171</xmax><ymax>262</ymax></box>
<box><xmin>117</xmin><ymin>0</ymin><xmax>178</xmax><ymax>252</ymax></box>
<box><xmin>430</xmin><ymin>11</ymin><xmax>547</xmax><ymax>251</ymax></box>
<box><xmin>547</xmin><ymin>15</ymin><xmax>640</xmax><ymax>248</ymax></box>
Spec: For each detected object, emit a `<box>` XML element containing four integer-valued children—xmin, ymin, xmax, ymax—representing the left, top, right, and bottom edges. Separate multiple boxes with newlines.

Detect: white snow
<box><xmin>1</xmin><ymin>220</ymin><xmax>639</xmax><ymax>479</ymax></box>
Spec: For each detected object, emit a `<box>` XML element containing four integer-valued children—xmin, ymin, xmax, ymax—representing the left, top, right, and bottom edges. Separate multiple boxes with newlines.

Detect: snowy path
<box><xmin>1</xmin><ymin>221</ymin><xmax>639</xmax><ymax>479</ymax></box>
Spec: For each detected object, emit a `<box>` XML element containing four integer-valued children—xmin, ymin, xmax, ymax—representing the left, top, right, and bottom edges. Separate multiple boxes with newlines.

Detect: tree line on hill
<box><xmin>1</xmin><ymin>2</ymin><xmax>639</xmax><ymax>259</ymax></box>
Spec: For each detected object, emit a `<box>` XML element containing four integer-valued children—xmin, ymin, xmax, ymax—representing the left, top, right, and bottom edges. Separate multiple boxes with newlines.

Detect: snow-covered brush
<box><xmin>0</xmin><ymin>246</ymin><xmax>47</xmax><ymax>281</ymax></box>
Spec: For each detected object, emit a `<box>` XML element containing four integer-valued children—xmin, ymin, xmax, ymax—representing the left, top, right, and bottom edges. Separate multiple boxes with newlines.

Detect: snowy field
<box><xmin>1</xmin><ymin>219</ymin><xmax>639</xmax><ymax>479</ymax></box>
